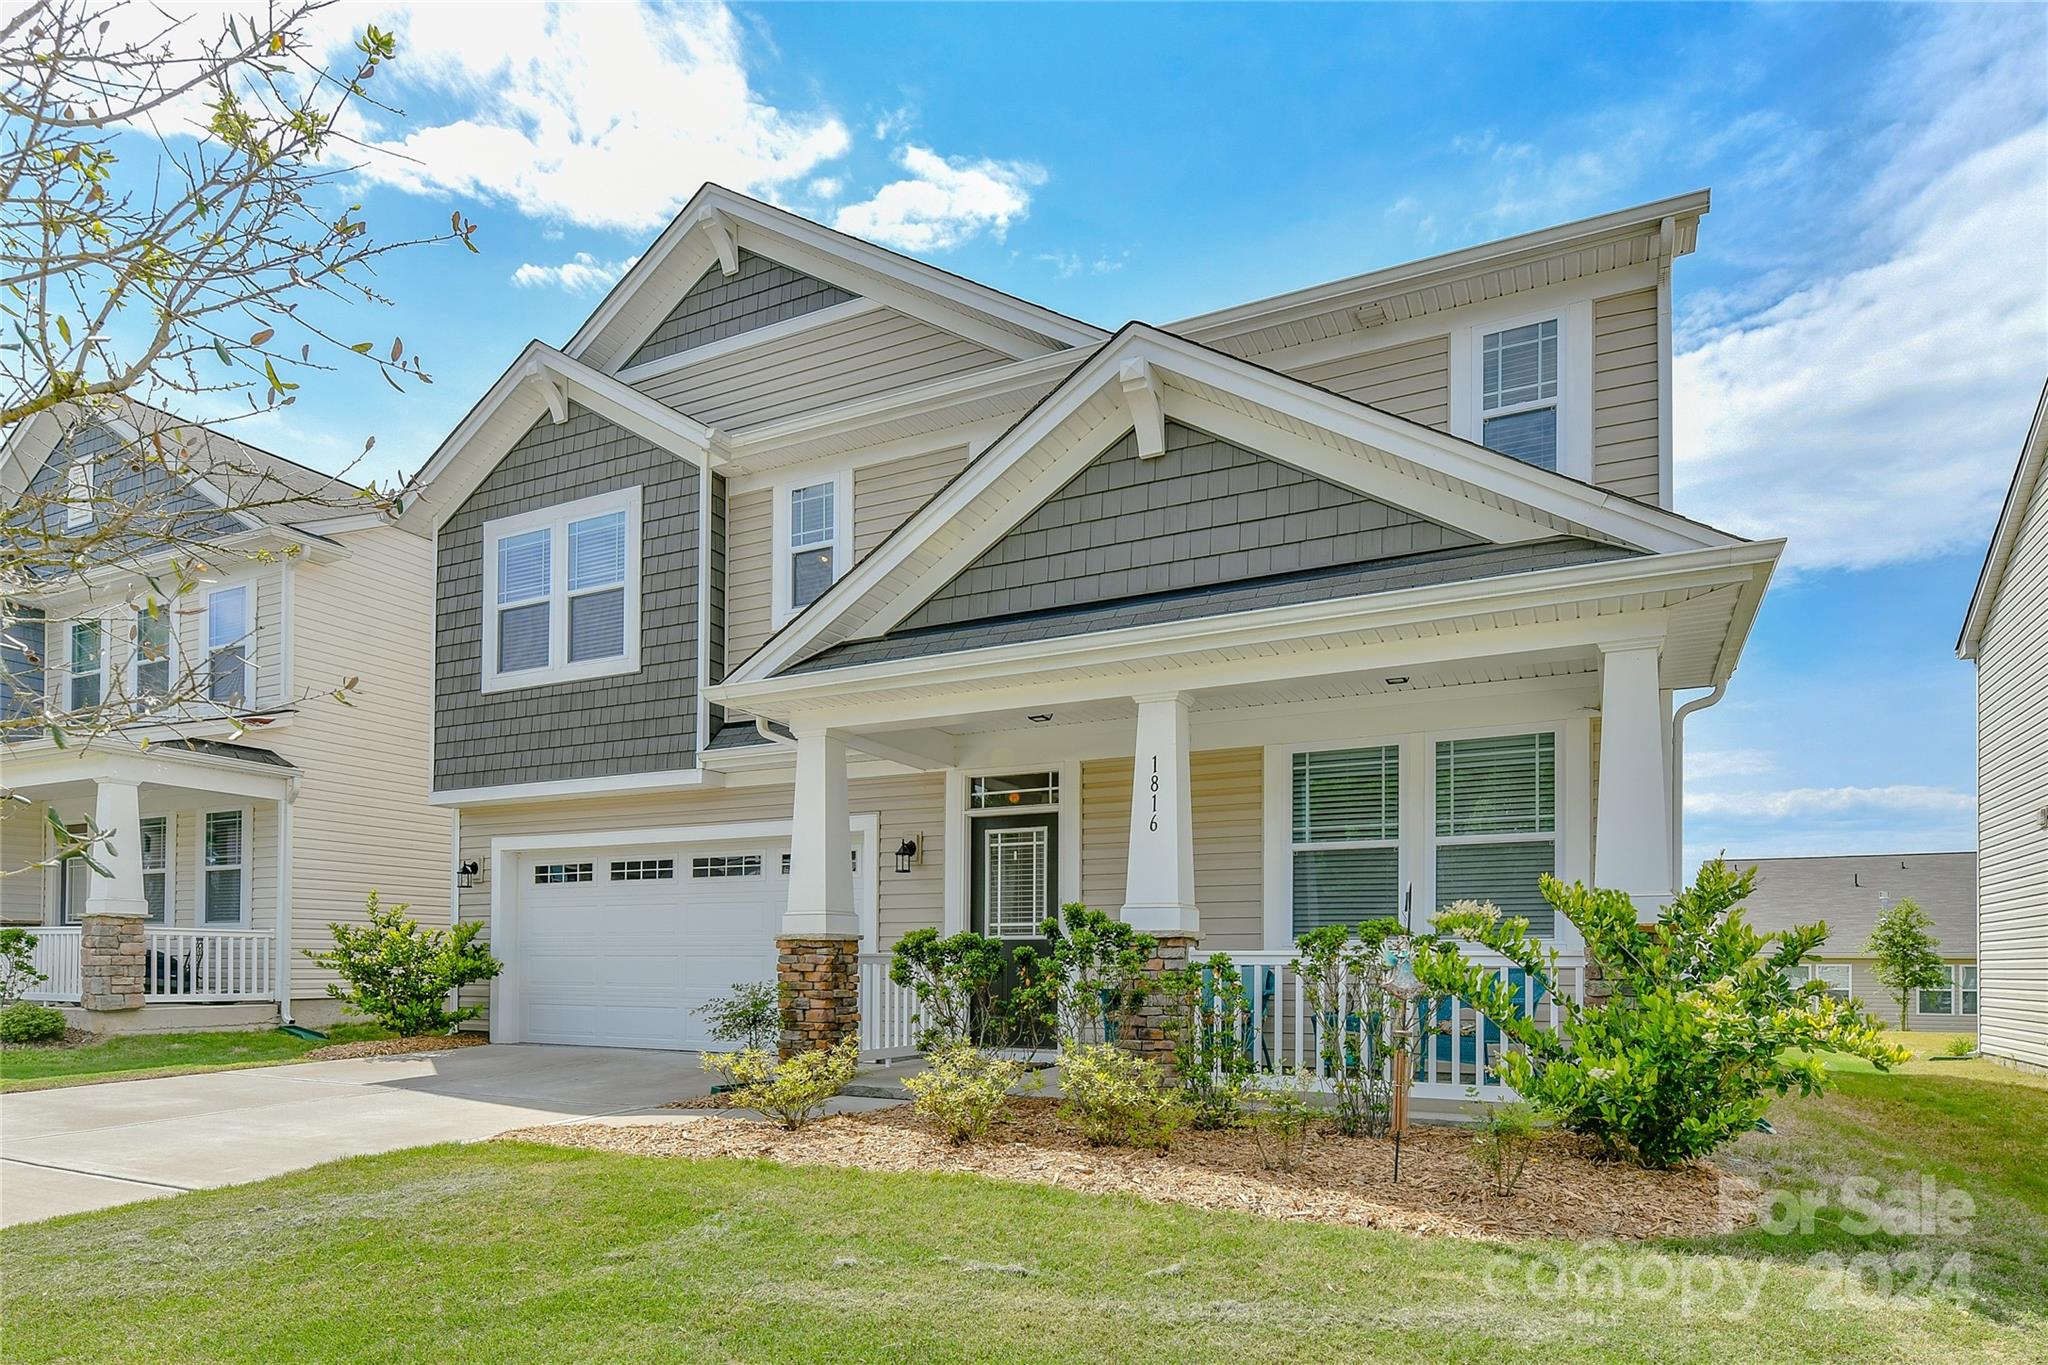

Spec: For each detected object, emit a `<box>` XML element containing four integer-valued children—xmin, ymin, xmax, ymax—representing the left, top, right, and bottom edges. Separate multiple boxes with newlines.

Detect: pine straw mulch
<box><xmin>303</xmin><ymin>1033</ymin><xmax>492</xmax><ymax>1061</ymax></box>
<box><xmin>502</xmin><ymin>1098</ymin><xmax>1749</xmax><ymax>1242</ymax></box>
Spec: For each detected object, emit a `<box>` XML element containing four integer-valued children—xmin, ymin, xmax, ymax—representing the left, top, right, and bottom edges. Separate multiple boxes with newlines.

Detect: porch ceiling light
<box><xmin>1027</xmin><ymin>713</ymin><xmax>1053</xmax><ymax>723</ymax></box>
<box><xmin>1382</xmin><ymin>676</ymin><xmax>1410</xmax><ymax>686</ymax></box>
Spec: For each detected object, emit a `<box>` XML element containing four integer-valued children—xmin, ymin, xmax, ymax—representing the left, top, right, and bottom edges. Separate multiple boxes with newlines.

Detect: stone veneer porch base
<box><xmin>776</xmin><ymin>934</ymin><xmax>859</xmax><ymax>1058</ymax></box>
<box><xmin>79</xmin><ymin>914</ymin><xmax>145</xmax><ymax>1012</ymax></box>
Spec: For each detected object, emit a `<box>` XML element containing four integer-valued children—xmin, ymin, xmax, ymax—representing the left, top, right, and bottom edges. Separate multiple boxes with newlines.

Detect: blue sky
<box><xmin>153</xmin><ymin>2</ymin><xmax>2048</xmax><ymax>870</ymax></box>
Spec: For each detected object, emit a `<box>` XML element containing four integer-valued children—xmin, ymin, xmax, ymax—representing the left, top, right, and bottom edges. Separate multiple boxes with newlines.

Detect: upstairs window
<box><xmin>481</xmin><ymin>488</ymin><xmax>641</xmax><ymax>693</ymax></box>
<box><xmin>1434</xmin><ymin>732</ymin><xmax>1557</xmax><ymax>936</ymax></box>
<box><xmin>772</xmin><ymin>472</ymin><xmax>849</xmax><ymax>627</ymax></box>
<box><xmin>67</xmin><ymin>619</ymin><xmax>103</xmax><ymax>711</ymax></box>
<box><xmin>1481</xmin><ymin>319</ymin><xmax>1559</xmax><ymax>470</ymax></box>
<box><xmin>1290</xmin><ymin>745</ymin><xmax>1400</xmax><ymax>936</ymax></box>
<box><xmin>132</xmin><ymin>605</ymin><xmax>172</xmax><ymax>700</ymax></box>
<box><xmin>207</xmin><ymin>585</ymin><xmax>251</xmax><ymax>705</ymax></box>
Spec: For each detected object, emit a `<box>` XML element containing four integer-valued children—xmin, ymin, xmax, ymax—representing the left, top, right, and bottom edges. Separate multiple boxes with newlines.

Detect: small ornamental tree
<box><xmin>1159</xmin><ymin>953</ymin><xmax>1255</xmax><ymax>1129</ymax></box>
<box><xmin>1866</xmin><ymin>899</ymin><xmax>1948</xmax><ymax>1031</ymax></box>
<box><xmin>305</xmin><ymin>891</ymin><xmax>501</xmax><ymax>1036</ymax></box>
<box><xmin>696</xmin><ymin>981</ymin><xmax>781</xmax><ymax>1053</ymax></box>
<box><xmin>1014</xmin><ymin>905</ymin><xmax>1155</xmax><ymax>1047</ymax></box>
<box><xmin>1295</xmin><ymin>918</ymin><xmax>1411</xmax><ymax>1137</ymax></box>
<box><xmin>889</xmin><ymin>929</ymin><xmax>1011</xmax><ymax>1051</ymax></box>
<box><xmin>0</xmin><ymin>928</ymin><xmax>47</xmax><ymax>1007</ymax></box>
<box><xmin>1418</xmin><ymin>860</ymin><xmax>1905</xmax><ymax>1169</ymax></box>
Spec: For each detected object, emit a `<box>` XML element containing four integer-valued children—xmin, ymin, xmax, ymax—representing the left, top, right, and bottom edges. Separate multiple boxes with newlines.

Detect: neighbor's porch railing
<box><xmin>1209</xmin><ymin>949</ymin><xmax>1583</xmax><ymax>1102</ymax></box>
<box><xmin>16</xmin><ymin>926</ymin><xmax>276</xmax><ymax>1004</ymax></box>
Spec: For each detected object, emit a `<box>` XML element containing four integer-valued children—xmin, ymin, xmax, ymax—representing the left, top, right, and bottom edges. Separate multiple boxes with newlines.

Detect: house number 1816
<box><xmin>1149</xmin><ymin>756</ymin><xmax>1160</xmax><ymax>832</ymax></box>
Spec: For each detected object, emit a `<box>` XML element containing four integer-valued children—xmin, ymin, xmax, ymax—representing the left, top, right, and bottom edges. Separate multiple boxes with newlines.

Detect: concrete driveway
<box><xmin>1</xmin><ymin>1043</ymin><xmax>702</xmax><ymax>1226</ymax></box>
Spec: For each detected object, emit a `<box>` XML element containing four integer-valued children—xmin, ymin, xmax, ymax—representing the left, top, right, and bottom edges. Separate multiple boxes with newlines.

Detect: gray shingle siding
<box><xmin>790</xmin><ymin>538</ymin><xmax>1635</xmax><ymax>674</ymax></box>
<box><xmin>625</xmin><ymin>249</ymin><xmax>858</xmax><ymax>369</ymax></box>
<box><xmin>434</xmin><ymin>404</ymin><xmax>699</xmax><ymax>792</ymax></box>
<box><xmin>706</xmin><ymin>471</ymin><xmax>727</xmax><ymax>732</ymax></box>
<box><xmin>897</xmin><ymin>421</ymin><xmax>1484</xmax><ymax>631</ymax></box>
<box><xmin>8</xmin><ymin>417</ymin><xmax>243</xmax><ymax>575</ymax></box>
<box><xmin>0</xmin><ymin>604</ymin><xmax>43</xmax><ymax>723</ymax></box>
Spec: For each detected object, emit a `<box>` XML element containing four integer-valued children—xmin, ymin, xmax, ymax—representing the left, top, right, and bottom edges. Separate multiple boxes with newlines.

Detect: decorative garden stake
<box><xmin>1380</xmin><ymin>935</ymin><xmax>1425</xmax><ymax>1181</ymax></box>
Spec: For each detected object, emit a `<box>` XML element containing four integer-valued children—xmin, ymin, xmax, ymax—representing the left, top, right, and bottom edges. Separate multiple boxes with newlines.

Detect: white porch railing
<box><xmin>1210</xmin><ymin>949</ymin><xmax>1582</xmax><ymax>1103</ymax></box>
<box><xmin>14</xmin><ymin>926</ymin><xmax>276</xmax><ymax>1004</ymax></box>
<box><xmin>144</xmin><ymin>928</ymin><xmax>276</xmax><ymax>1001</ymax></box>
<box><xmin>21</xmin><ymin>928</ymin><xmax>82</xmax><ymax>1003</ymax></box>
<box><xmin>857</xmin><ymin>953</ymin><xmax>925</xmax><ymax>1059</ymax></box>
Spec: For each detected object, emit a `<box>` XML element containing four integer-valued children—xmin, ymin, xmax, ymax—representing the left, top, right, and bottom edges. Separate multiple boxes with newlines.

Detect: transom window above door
<box><xmin>1481</xmin><ymin>318</ymin><xmax>1560</xmax><ymax>471</ymax></box>
<box><xmin>481</xmin><ymin>488</ymin><xmax>641</xmax><ymax>692</ymax></box>
<box><xmin>970</xmin><ymin>772</ymin><xmax>1060</xmax><ymax>810</ymax></box>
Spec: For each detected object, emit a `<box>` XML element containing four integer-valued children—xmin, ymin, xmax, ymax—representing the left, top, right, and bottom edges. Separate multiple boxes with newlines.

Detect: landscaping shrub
<box><xmin>1419</xmin><ymin>859</ymin><xmax>1905</xmax><ymax>1169</ymax></box>
<box><xmin>1468</xmin><ymin>1100</ymin><xmax>1539</xmax><ymax>1195</ymax></box>
<box><xmin>1160</xmin><ymin>953</ymin><xmax>1255</xmax><ymax>1129</ymax></box>
<box><xmin>696</xmin><ymin>981</ymin><xmax>782</xmax><ymax>1052</ymax></box>
<box><xmin>889</xmin><ymin>929</ymin><xmax>1013</xmax><ymax>1050</ymax></box>
<box><xmin>1295</xmin><ymin>920</ymin><xmax>1406</xmax><ymax>1137</ymax></box>
<box><xmin>703</xmin><ymin>1037</ymin><xmax>859</xmax><ymax>1130</ymax></box>
<box><xmin>901</xmin><ymin>1044</ymin><xmax>1029</xmax><ymax>1143</ymax></box>
<box><xmin>1013</xmin><ymin>905</ymin><xmax>1156</xmax><ymax>1047</ymax></box>
<box><xmin>1249</xmin><ymin>1076</ymin><xmax>1318</xmax><ymax>1171</ymax></box>
<box><xmin>0</xmin><ymin>1001</ymin><xmax>67</xmax><ymax>1044</ymax></box>
<box><xmin>0</xmin><ymin>927</ymin><xmax>47</xmax><ymax>1007</ymax></box>
<box><xmin>304</xmin><ymin>890</ymin><xmax>502</xmax><ymax>1036</ymax></box>
<box><xmin>1866</xmin><ymin>898</ymin><xmax>1948</xmax><ymax>1031</ymax></box>
<box><xmin>1941</xmin><ymin>1035</ymin><xmax>1976</xmax><ymax>1058</ymax></box>
<box><xmin>1056</xmin><ymin>1041</ymin><xmax>1187</xmax><ymax>1150</ymax></box>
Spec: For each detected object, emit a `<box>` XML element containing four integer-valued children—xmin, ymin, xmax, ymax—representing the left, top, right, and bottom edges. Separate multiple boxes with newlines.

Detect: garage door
<box><xmin>514</xmin><ymin>841</ymin><xmax>861</xmax><ymax>1050</ymax></box>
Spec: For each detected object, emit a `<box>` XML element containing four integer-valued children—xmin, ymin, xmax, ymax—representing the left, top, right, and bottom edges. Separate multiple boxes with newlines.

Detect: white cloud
<box><xmin>510</xmin><ymin>253</ymin><xmax>637</xmax><ymax>293</ymax></box>
<box><xmin>808</xmin><ymin>176</ymin><xmax>844</xmax><ymax>201</ymax></box>
<box><xmin>339</xmin><ymin>2</ymin><xmax>850</xmax><ymax>232</ymax></box>
<box><xmin>1035</xmin><ymin>250</ymin><xmax>1127</xmax><ymax>280</ymax></box>
<box><xmin>1686</xmin><ymin>748</ymin><xmax>1776</xmax><ymax>780</ymax></box>
<box><xmin>1685</xmin><ymin>785</ymin><xmax>1975</xmax><ymax>820</ymax></box>
<box><xmin>835</xmin><ymin>146</ymin><xmax>1044</xmax><ymax>252</ymax></box>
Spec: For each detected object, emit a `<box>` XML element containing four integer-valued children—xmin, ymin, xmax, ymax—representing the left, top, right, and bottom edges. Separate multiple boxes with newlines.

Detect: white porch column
<box><xmin>783</xmin><ymin>728</ymin><xmax>858</xmax><ymax>939</ymax></box>
<box><xmin>83</xmin><ymin>777</ymin><xmax>149</xmax><ymax>920</ymax></box>
<box><xmin>1121</xmin><ymin>692</ymin><xmax>1199</xmax><ymax>936</ymax></box>
<box><xmin>1594</xmin><ymin>640</ymin><xmax>1674</xmax><ymax>909</ymax></box>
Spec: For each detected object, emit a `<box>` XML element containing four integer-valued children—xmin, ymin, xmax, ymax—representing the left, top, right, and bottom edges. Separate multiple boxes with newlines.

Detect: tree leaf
<box><xmin>389</xmin><ymin>336</ymin><xmax>403</xmax><ymax>361</ymax></box>
<box><xmin>249</xmin><ymin>327</ymin><xmax>273</xmax><ymax>346</ymax></box>
<box><xmin>350</xmin><ymin>340</ymin><xmax>373</xmax><ymax>353</ymax></box>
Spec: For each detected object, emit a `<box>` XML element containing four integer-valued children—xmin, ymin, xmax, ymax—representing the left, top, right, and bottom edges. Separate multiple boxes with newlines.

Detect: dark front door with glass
<box><xmin>970</xmin><ymin>810</ymin><xmax>1058</xmax><ymax>1042</ymax></box>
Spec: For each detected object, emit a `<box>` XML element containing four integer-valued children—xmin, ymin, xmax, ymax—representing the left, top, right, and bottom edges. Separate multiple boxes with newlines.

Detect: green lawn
<box><xmin>0</xmin><ymin>1024</ymin><xmax>388</xmax><ymax>1092</ymax></box>
<box><xmin>4</xmin><ymin>1060</ymin><xmax>2043</xmax><ymax>1362</ymax></box>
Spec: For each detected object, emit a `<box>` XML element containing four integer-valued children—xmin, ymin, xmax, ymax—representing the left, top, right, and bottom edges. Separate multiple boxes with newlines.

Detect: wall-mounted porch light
<box><xmin>894</xmin><ymin>837</ymin><xmax>921</xmax><ymax>874</ymax></box>
<box><xmin>458</xmin><ymin>860</ymin><xmax>480</xmax><ymax>889</ymax></box>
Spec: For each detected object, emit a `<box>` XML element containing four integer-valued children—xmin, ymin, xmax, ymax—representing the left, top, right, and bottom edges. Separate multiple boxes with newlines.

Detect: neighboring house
<box><xmin>1724</xmin><ymin>852</ymin><xmax>1978</xmax><ymax>1031</ymax></box>
<box><xmin>1958</xmin><ymin>380</ymin><xmax>2048</xmax><ymax>1073</ymax></box>
<box><xmin>0</xmin><ymin>401</ymin><xmax>445</xmax><ymax>1030</ymax></box>
<box><xmin>402</xmin><ymin>184</ymin><xmax>1780</xmax><ymax>1060</ymax></box>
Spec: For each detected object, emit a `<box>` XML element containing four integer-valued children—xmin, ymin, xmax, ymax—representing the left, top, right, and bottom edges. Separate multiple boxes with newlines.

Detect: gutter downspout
<box><xmin>1669</xmin><ymin>682</ymin><xmax>1726</xmax><ymax>890</ymax></box>
<box><xmin>277</xmin><ymin>778</ymin><xmax>298</xmax><ymax>1027</ymax></box>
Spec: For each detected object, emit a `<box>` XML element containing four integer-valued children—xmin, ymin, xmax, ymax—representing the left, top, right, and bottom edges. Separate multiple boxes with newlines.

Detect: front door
<box><xmin>970</xmin><ymin>811</ymin><xmax>1058</xmax><ymax>1043</ymax></box>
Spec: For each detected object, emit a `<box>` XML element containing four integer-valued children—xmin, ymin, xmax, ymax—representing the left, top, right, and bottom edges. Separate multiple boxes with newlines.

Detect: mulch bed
<box><xmin>503</xmin><ymin>1098</ymin><xmax>1748</xmax><ymax>1242</ymax></box>
<box><xmin>303</xmin><ymin>1034</ymin><xmax>491</xmax><ymax>1061</ymax></box>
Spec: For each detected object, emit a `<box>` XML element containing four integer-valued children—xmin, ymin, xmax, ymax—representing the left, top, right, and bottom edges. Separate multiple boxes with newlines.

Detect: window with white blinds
<box><xmin>985</xmin><ymin>826</ymin><xmax>1048</xmax><ymax>939</ymax></box>
<box><xmin>140</xmin><ymin>815</ymin><xmax>169</xmax><ymax>924</ymax></box>
<box><xmin>1290</xmin><ymin>745</ymin><xmax>1400</xmax><ymax>936</ymax></box>
<box><xmin>482</xmin><ymin>489</ymin><xmax>640</xmax><ymax>692</ymax></box>
<box><xmin>203</xmin><ymin>810</ymin><xmax>247</xmax><ymax>924</ymax></box>
<box><xmin>1481</xmin><ymin>318</ymin><xmax>1560</xmax><ymax>470</ymax></box>
<box><xmin>1434</xmin><ymin>733</ymin><xmax>1557</xmax><ymax>936</ymax></box>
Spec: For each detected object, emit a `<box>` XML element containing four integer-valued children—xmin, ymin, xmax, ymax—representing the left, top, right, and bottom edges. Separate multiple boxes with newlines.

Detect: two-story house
<box><xmin>1</xmin><ymin>401</ymin><xmax>447</xmax><ymax>1030</ymax></box>
<box><xmin>403</xmin><ymin>185</ymin><xmax>1779</xmax><ymax>1064</ymax></box>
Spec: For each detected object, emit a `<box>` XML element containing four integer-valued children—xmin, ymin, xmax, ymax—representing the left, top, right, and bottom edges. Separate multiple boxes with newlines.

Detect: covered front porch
<box><xmin>2</xmin><ymin>738</ymin><xmax>296</xmax><ymax>1022</ymax></box>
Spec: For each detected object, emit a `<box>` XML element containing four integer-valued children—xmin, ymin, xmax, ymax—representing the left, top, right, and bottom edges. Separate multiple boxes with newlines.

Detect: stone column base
<box><xmin>80</xmin><ymin>914</ymin><xmax>146</xmax><ymax>1012</ymax></box>
<box><xmin>776</xmin><ymin>934</ymin><xmax>860</xmax><ymax>1059</ymax></box>
<box><xmin>1124</xmin><ymin>933</ymin><xmax>1200</xmax><ymax>1074</ymax></box>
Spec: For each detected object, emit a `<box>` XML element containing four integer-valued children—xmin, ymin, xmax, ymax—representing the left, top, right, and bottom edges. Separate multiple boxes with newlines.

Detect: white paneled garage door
<box><xmin>513</xmin><ymin>840</ymin><xmax>863</xmax><ymax>1051</ymax></box>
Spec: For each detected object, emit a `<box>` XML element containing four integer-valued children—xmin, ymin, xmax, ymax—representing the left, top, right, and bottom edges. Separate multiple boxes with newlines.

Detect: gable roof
<box><xmin>565</xmin><ymin>184</ymin><xmax>1106</xmax><ymax>372</ymax></box>
<box><xmin>1172</xmin><ymin>189</ymin><xmax>1709</xmax><ymax>360</ymax></box>
<box><xmin>1958</xmin><ymin>377</ymin><xmax>2048</xmax><ymax>658</ymax></box>
<box><xmin>1727</xmin><ymin>851</ymin><xmax>1976</xmax><ymax>953</ymax></box>
<box><xmin>725</xmin><ymin>322</ymin><xmax>1748</xmax><ymax>684</ymax></box>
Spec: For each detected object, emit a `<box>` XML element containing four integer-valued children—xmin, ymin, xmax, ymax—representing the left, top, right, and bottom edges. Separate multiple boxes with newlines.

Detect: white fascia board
<box><xmin>1170</xmin><ymin>189</ymin><xmax>1710</xmax><ymax>341</ymax></box>
<box><xmin>713</xmin><ymin>539</ymin><xmax>1781</xmax><ymax>716</ymax></box>
<box><xmin>429</xmin><ymin>765</ymin><xmax>723</xmax><ymax>808</ymax></box>
<box><xmin>727</xmin><ymin>326</ymin><xmax>1742</xmax><ymax>684</ymax></box>
<box><xmin>0</xmin><ymin>407</ymin><xmax>60</xmax><ymax>500</ymax></box>
<box><xmin>21</xmin><ymin>528</ymin><xmax>343</xmax><ymax>611</ymax></box>
<box><xmin>1959</xmin><ymin>381</ymin><xmax>2048</xmax><ymax>658</ymax></box>
<box><xmin>0</xmin><ymin>739</ymin><xmax>296</xmax><ymax>802</ymax></box>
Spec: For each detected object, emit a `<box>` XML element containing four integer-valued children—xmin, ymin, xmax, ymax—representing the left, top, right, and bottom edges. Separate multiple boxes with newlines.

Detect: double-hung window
<box><xmin>132</xmin><ymin>605</ymin><xmax>172</xmax><ymax>700</ymax></box>
<box><xmin>1792</xmin><ymin>962</ymin><xmax>1854</xmax><ymax>1003</ymax></box>
<box><xmin>772</xmin><ymin>472</ymin><xmax>848</xmax><ymax>627</ymax></box>
<box><xmin>482</xmin><ymin>489</ymin><xmax>641</xmax><ymax>692</ymax></box>
<box><xmin>1289</xmin><ymin>745</ymin><xmax>1400</xmax><ymax>936</ymax></box>
<box><xmin>140</xmin><ymin>815</ymin><xmax>169</xmax><ymax>924</ymax></box>
<box><xmin>1919</xmin><ymin>964</ymin><xmax>1975</xmax><ymax>1016</ymax></box>
<box><xmin>207</xmin><ymin>585</ymin><xmax>251</xmax><ymax>705</ymax></box>
<box><xmin>66</xmin><ymin>619</ymin><xmax>104</xmax><ymax>711</ymax></box>
<box><xmin>1434</xmin><ymin>732</ymin><xmax>1558</xmax><ymax>936</ymax></box>
<box><xmin>203</xmin><ymin>809</ymin><xmax>247</xmax><ymax>925</ymax></box>
<box><xmin>1481</xmin><ymin>319</ymin><xmax>1560</xmax><ymax>470</ymax></box>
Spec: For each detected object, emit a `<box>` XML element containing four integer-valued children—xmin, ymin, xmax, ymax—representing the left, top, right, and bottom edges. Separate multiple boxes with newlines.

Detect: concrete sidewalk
<box><xmin>0</xmin><ymin>1043</ymin><xmax>700</xmax><ymax>1226</ymax></box>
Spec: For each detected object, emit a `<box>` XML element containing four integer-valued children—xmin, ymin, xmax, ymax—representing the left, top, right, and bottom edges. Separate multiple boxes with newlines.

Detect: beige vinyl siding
<box><xmin>1079</xmin><ymin>748</ymin><xmax>1265</xmax><ymax>950</ymax></box>
<box><xmin>632</xmin><ymin>307</ymin><xmax>1008</xmax><ymax>431</ymax></box>
<box><xmin>725</xmin><ymin>487</ymin><xmax>774</xmax><ymax>676</ymax></box>
<box><xmin>1976</xmin><ymin>464</ymin><xmax>2048</xmax><ymax>1070</ymax></box>
<box><xmin>853</xmin><ymin>445</ymin><xmax>973</xmax><ymax>560</ymax></box>
<box><xmin>1284</xmin><ymin>335</ymin><xmax>1451</xmax><ymax>430</ymax></box>
<box><xmin>1592</xmin><ymin>290</ymin><xmax>1661</xmax><ymax>503</ymax></box>
<box><xmin>42</xmin><ymin>564</ymin><xmax>284</xmax><ymax>713</ymax></box>
<box><xmin>267</xmin><ymin>527</ymin><xmax>447</xmax><ymax>1000</ymax></box>
<box><xmin>0</xmin><ymin>798</ymin><xmax>48</xmax><ymax>923</ymax></box>
<box><xmin>2</xmin><ymin>799</ymin><xmax>277</xmax><ymax>930</ymax></box>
